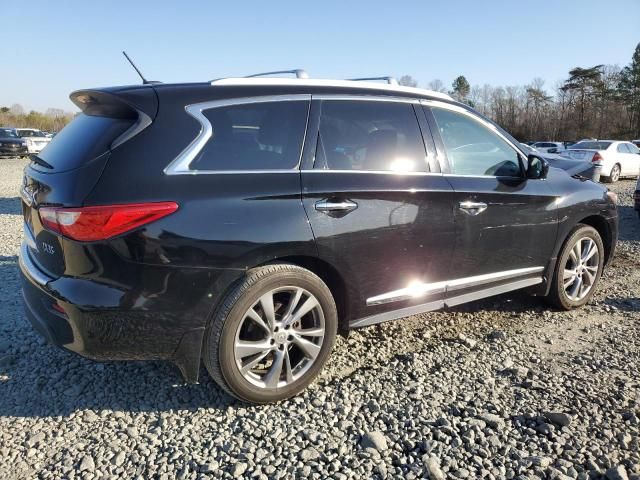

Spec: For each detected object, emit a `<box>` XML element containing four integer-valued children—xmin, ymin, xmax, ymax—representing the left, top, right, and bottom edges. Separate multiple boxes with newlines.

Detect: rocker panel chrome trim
<box><xmin>366</xmin><ymin>266</ymin><xmax>544</xmax><ymax>306</ymax></box>
<box><xmin>350</xmin><ymin>300</ymin><xmax>444</xmax><ymax>328</ymax></box>
<box><xmin>352</xmin><ymin>275</ymin><xmax>543</xmax><ymax>329</ymax></box>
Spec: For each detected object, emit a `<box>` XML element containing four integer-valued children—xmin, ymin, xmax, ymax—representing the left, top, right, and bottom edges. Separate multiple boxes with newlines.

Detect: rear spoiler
<box><xmin>70</xmin><ymin>86</ymin><xmax>158</xmax><ymax>150</ymax></box>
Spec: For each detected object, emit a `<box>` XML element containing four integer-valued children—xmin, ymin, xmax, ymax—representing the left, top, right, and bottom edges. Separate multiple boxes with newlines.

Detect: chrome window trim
<box><xmin>163</xmin><ymin>94</ymin><xmax>312</xmax><ymax>176</ymax></box>
<box><xmin>366</xmin><ymin>266</ymin><xmax>544</xmax><ymax>306</ymax></box>
<box><xmin>301</xmin><ymin>169</ymin><xmax>443</xmax><ymax>176</ymax></box>
<box><xmin>312</xmin><ymin>94</ymin><xmax>422</xmax><ymax>104</ymax></box>
<box><xmin>420</xmin><ymin>99</ymin><xmax>527</xmax><ymax>178</ymax></box>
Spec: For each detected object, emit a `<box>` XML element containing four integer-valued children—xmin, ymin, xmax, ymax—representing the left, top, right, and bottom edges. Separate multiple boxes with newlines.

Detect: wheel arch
<box><xmin>577</xmin><ymin>215</ymin><xmax>613</xmax><ymax>266</ymax></box>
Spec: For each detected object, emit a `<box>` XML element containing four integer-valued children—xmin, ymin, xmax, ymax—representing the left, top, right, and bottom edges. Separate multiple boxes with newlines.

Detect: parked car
<box><xmin>562</xmin><ymin>140</ymin><xmax>640</xmax><ymax>183</ymax></box>
<box><xmin>0</xmin><ymin>127</ymin><xmax>28</xmax><ymax>157</ymax></box>
<box><xmin>19</xmin><ymin>73</ymin><xmax>618</xmax><ymax>403</ymax></box>
<box><xmin>531</xmin><ymin>141</ymin><xmax>565</xmax><ymax>154</ymax></box>
<box><xmin>520</xmin><ymin>143</ymin><xmax>600</xmax><ymax>181</ymax></box>
<box><xmin>16</xmin><ymin>128</ymin><xmax>52</xmax><ymax>154</ymax></box>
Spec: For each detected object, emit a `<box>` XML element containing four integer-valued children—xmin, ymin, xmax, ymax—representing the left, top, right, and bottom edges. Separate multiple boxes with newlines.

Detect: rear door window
<box><xmin>38</xmin><ymin>114</ymin><xmax>134</xmax><ymax>172</ymax></box>
<box><xmin>193</xmin><ymin>100</ymin><xmax>310</xmax><ymax>171</ymax></box>
<box><xmin>617</xmin><ymin>143</ymin><xmax>630</xmax><ymax>153</ymax></box>
<box><xmin>313</xmin><ymin>100</ymin><xmax>427</xmax><ymax>172</ymax></box>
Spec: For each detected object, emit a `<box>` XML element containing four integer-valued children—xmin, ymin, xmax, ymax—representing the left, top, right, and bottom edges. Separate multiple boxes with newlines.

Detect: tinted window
<box><xmin>193</xmin><ymin>101</ymin><xmax>309</xmax><ymax>171</ymax></box>
<box><xmin>570</xmin><ymin>141</ymin><xmax>612</xmax><ymax>150</ymax></box>
<box><xmin>38</xmin><ymin>114</ymin><xmax>133</xmax><ymax>172</ymax></box>
<box><xmin>431</xmin><ymin>107</ymin><xmax>521</xmax><ymax>177</ymax></box>
<box><xmin>314</xmin><ymin>101</ymin><xmax>427</xmax><ymax>172</ymax></box>
<box><xmin>628</xmin><ymin>143</ymin><xmax>640</xmax><ymax>154</ymax></box>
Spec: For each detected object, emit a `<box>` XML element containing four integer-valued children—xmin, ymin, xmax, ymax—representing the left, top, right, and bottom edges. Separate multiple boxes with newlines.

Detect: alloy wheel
<box><xmin>563</xmin><ymin>237</ymin><xmax>600</xmax><ymax>301</ymax></box>
<box><xmin>610</xmin><ymin>164</ymin><xmax>620</xmax><ymax>182</ymax></box>
<box><xmin>233</xmin><ymin>286</ymin><xmax>325</xmax><ymax>389</ymax></box>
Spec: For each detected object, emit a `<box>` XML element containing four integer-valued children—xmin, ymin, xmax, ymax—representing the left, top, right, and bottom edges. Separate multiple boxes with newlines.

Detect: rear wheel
<box><xmin>203</xmin><ymin>264</ymin><xmax>337</xmax><ymax>403</ymax></box>
<box><xmin>547</xmin><ymin>225</ymin><xmax>604</xmax><ymax>310</ymax></box>
<box><xmin>603</xmin><ymin>164</ymin><xmax>621</xmax><ymax>183</ymax></box>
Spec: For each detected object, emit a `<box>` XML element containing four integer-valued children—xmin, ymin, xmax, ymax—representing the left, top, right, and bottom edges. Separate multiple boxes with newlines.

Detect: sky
<box><xmin>2</xmin><ymin>0</ymin><xmax>639</xmax><ymax>112</ymax></box>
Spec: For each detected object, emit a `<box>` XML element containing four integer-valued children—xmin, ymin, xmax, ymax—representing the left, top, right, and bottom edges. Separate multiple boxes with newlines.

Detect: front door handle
<box><xmin>315</xmin><ymin>199</ymin><xmax>358</xmax><ymax>213</ymax></box>
<box><xmin>459</xmin><ymin>201</ymin><xmax>488</xmax><ymax>215</ymax></box>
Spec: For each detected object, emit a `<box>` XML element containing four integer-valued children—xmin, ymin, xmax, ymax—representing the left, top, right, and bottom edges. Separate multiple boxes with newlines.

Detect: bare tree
<box><xmin>398</xmin><ymin>75</ymin><xmax>418</xmax><ymax>87</ymax></box>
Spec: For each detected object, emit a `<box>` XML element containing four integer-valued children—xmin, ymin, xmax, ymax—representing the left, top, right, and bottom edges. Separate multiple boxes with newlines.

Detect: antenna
<box><xmin>122</xmin><ymin>51</ymin><xmax>159</xmax><ymax>85</ymax></box>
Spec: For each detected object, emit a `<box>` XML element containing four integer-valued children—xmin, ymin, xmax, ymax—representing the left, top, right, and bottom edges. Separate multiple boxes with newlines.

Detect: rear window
<box><xmin>191</xmin><ymin>100</ymin><xmax>309</xmax><ymax>171</ymax></box>
<box><xmin>37</xmin><ymin>114</ymin><xmax>133</xmax><ymax>172</ymax></box>
<box><xmin>570</xmin><ymin>141</ymin><xmax>611</xmax><ymax>150</ymax></box>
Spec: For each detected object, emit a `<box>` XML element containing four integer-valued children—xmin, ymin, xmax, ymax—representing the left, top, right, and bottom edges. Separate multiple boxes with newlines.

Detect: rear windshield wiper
<box><xmin>30</xmin><ymin>154</ymin><xmax>53</xmax><ymax>169</ymax></box>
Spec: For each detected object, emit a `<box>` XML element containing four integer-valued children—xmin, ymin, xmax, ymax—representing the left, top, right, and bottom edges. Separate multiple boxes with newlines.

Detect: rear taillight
<box><xmin>592</xmin><ymin>152</ymin><xmax>603</xmax><ymax>163</ymax></box>
<box><xmin>39</xmin><ymin>202</ymin><xmax>178</xmax><ymax>241</ymax></box>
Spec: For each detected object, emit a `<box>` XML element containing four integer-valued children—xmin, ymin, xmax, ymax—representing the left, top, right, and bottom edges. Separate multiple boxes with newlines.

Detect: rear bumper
<box><xmin>18</xmin><ymin>242</ymin><xmax>220</xmax><ymax>382</ymax></box>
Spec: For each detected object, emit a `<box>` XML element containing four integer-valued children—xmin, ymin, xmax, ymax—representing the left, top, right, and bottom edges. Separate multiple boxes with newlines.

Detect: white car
<box><xmin>16</xmin><ymin>128</ymin><xmax>51</xmax><ymax>154</ymax></box>
<box><xmin>531</xmin><ymin>141</ymin><xmax>565</xmax><ymax>154</ymax></box>
<box><xmin>562</xmin><ymin>140</ymin><xmax>640</xmax><ymax>183</ymax></box>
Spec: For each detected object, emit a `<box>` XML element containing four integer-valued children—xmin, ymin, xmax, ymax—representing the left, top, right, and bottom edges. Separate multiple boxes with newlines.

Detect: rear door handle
<box><xmin>459</xmin><ymin>201</ymin><xmax>488</xmax><ymax>215</ymax></box>
<box><xmin>315</xmin><ymin>199</ymin><xmax>358</xmax><ymax>213</ymax></box>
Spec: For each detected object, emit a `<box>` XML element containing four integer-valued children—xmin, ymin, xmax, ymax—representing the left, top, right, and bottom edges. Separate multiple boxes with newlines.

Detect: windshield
<box><xmin>0</xmin><ymin>128</ymin><xmax>18</xmax><ymax>138</ymax></box>
<box><xmin>17</xmin><ymin>129</ymin><xmax>45</xmax><ymax>138</ymax></box>
<box><xmin>570</xmin><ymin>141</ymin><xmax>611</xmax><ymax>150</ymax></box>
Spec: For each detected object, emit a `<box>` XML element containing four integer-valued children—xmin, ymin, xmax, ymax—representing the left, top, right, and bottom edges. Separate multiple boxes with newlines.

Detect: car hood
<box><xmin>543</xmin><ymin>153</ymin><xmax>595</xmax><ymax>179</ymax></box>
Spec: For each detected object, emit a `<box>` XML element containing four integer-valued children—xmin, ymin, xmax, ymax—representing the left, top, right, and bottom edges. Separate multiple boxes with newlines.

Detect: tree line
<box><xmin>0</xmin><ymin>104</ymin><xmax>75</xmax><ymax>133</ymax></box>
<box><xmin>400</xmin><ymin>42</ymin><xmax>640</xmax><ymax>142</ymax></box>
<box><xmin>3</xmin><ymin>43</ymin><xmax>639</xmax><ymax>142</ymax></box>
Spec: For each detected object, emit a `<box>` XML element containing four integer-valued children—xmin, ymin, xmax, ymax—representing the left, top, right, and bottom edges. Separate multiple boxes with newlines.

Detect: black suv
<box><xmin>19</xmin><ymin>72</ymin><xmax>618</xmax><ymax>403</ymax></box>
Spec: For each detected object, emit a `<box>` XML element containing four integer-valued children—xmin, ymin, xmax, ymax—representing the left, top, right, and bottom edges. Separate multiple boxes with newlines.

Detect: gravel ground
<box><xmin>0</xmin><ymin>157</ymin><xmax>638</xmax><ymax>480</ymax></box>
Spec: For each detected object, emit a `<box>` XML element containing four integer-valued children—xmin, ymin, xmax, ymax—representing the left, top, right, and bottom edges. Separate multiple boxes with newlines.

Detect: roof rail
<box><xmin>245</xmin><ymin>69</ymin><xmax>309</xmax><ymax>79</ymax></box>
<box><xmin>348</xmin><ymin>76</ymin><xmax>399</xmax><ymax>85</ymax></box>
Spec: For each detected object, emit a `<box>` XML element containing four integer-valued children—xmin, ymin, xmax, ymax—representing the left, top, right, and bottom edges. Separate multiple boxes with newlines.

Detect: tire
<box><xmin>203</xmin><ymin>264</ymin><xmax>337</xmax><ymax>404</ymax></box>
<box><xmin>602</xmin><ymin>164</ymin><xmax>621</xmax><ymax>183</ymax></box>
<box><xmin>547</xmin><ymin>225</ymin><xmax>604</xmax><ymax>310</ymax></box>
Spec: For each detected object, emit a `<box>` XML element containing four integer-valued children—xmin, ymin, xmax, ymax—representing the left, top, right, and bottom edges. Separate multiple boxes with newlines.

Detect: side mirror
<box><xmin>527</xmin><ymin>154</ymin><xmax>549</xmax><ymax>179</ymax></box>
<box><xmin>547</xmin><ymin>147</ymin><xmax>558</xmax><ymax>153</ymax></box>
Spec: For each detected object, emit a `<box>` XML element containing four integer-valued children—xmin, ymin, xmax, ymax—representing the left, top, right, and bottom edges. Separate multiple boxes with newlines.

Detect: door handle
<box><xmin>459</xmin><ymin>201</ymin><xmax>488</xmax><ymax>215</ymax></box>
<box><xmin>315</xmin><ymin>199</ymin><xmax>358</xmax><ymax>213</ymax></box>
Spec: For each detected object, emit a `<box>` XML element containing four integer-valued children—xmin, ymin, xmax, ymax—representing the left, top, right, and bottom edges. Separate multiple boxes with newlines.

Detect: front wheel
<box><xmin>547</xmin><ymin>225</ymin><xmax>604</xmax><ymax>310</ymax></box>
<box><xmin>203</xmin><ymin>264</ymin><xmax>337</xmax><ymax>403</ymax></box>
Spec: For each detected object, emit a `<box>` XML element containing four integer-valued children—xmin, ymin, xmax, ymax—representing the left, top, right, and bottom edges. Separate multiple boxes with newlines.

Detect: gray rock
<box><xmin>79</xmin><ymin>455</ymin><xmax>95</xmax><ymax>472</ymax></box>
<box><xmin>232</xmin><ymin>462</ymin><xmax>248</xmax><ymax>478</ymax></box>
<box><xmin>300</xmin><ymin>447</ymin><xmax>320</xmax><ymax>461</ymax></box>
<box><xmin>606</xmin><ymin>466</ymin><xmax>629</xmax><ymax>480</ymax></box>
<box><xmin>360</xmin><ymin>431</ymin><xmax>388</xmax><ymax>452</ymax></box>
<box><xmin>545</xmin><ymin>412</ymin><xmax>572</xmax><ymax>427</ymax></box>
<box><xmin>528</xmin><ymin>456</ymin><xmax>552</xmax><ymax>468</ymax></box>
<box><xmin>425</xmin><ymin>456</ymin><xmax>445</xmax><ymax>480</ymax></box>
<box><xmin>113</xmin><ymin>451</ymin><xmax>126</xmax><ymax>466</ymax></box>
<box><xmin>26</xmin><ymin>432</ymin><xmax>45</xmax><ymax>447</ymax></box>
<box><xmin>480</xmin><ymin>414</ymin><xmax>505</xmax><ymax>430</ymax></box>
